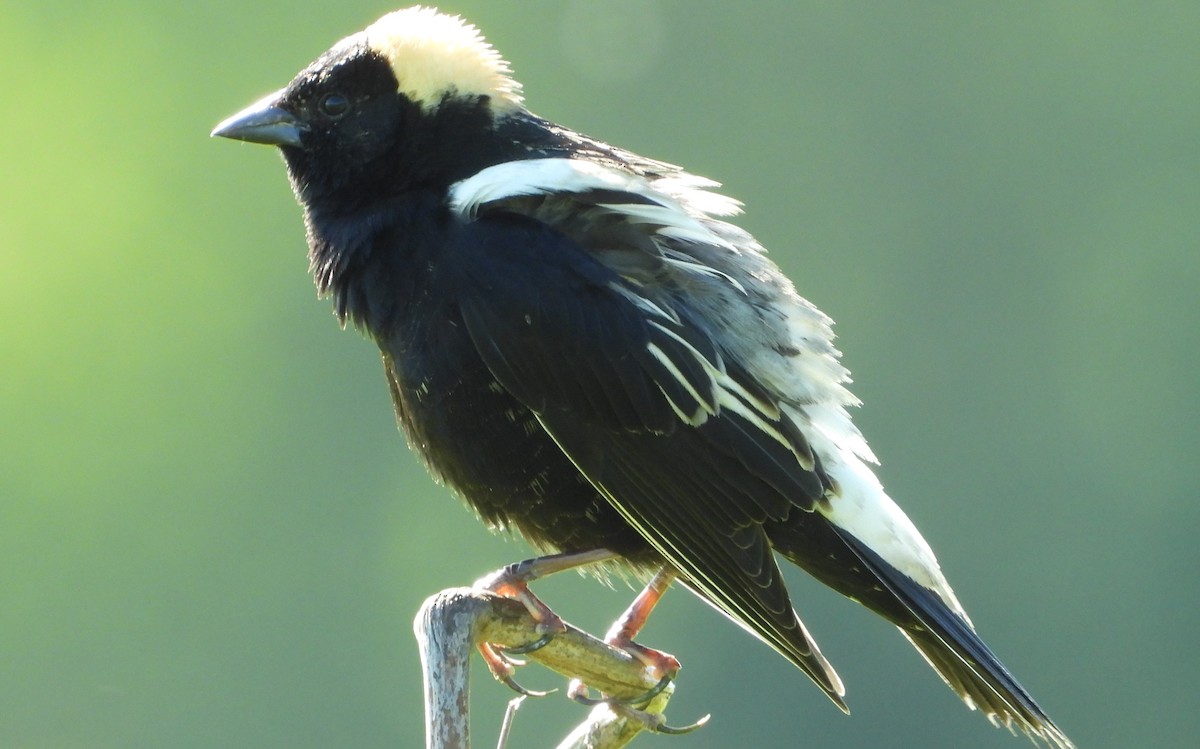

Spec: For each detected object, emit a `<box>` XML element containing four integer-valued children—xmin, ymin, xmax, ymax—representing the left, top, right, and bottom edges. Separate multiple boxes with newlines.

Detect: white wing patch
<box><xmin>660</xmin><ymin>253</ymin><xmax>747</xmax><ymax>294</ymax></box>
<box><xmin>637</xmin><ymin>300</ymin><xmax>803</xmax><ymax>464</ymax></box>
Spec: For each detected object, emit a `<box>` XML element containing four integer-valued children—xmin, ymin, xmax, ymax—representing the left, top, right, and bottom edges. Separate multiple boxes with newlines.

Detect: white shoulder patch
<box><xmin>359</xmin><ymin>6</ymin><xmax>523</xmax><ymax>114</ymax></box>
<box><xmin>449</xmin><ymin>158</ymin><xmax>742</xmax><ymax>249</ymax></box>
<box><xmin>449</xmin><ymin>159</ymin><xmax>641</xmax><ymax>214</ymax></box>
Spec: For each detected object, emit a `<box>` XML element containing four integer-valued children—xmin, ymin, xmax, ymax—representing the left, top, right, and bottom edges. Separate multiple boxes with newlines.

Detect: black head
<box><xmin>212</xmin><ymin>7</ymin><xmax>532</xmax><ymax>210</ymax></box>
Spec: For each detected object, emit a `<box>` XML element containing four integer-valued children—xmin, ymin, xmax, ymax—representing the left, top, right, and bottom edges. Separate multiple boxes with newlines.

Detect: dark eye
<box><xmin>319</xmin><ymin>93</ymin><xmax>349</xmax><ymax>118</ymax></box>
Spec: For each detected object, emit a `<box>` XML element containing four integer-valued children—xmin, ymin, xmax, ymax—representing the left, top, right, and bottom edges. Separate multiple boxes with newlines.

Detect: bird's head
<box><xmin>212</xmin><ymin>7</ymin><xmax>529</xmax><ymax>204</ymax></box>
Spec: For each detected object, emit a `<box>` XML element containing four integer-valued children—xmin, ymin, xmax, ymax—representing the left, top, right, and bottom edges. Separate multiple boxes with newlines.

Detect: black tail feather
<box><xmin>832</xmin><ymin>527</ymin><xmax>1074</xmax><ymax>749</ymax></box>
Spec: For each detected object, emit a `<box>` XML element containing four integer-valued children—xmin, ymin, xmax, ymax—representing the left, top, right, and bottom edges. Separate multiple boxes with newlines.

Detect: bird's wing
<box><xmin>446</xmin><ymin>159</ymin><xmax>1078</xmax><ymax>747</ymax></box>
<box><xmin>444</xmin><ymin>208</ymin><xmax>848</xmax><ymax>708</ymax></box>
<box><xmin>449</xmin><ymin>158</ymin><xmax>969</xmax><ymax>605</ymax></box>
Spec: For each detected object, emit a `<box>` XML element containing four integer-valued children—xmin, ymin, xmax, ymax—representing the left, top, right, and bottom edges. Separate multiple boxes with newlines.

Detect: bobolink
<box><xmin>213</xmin><ymin>7</ymin><xmax>1072</xmax><ymax>747</ymax></box>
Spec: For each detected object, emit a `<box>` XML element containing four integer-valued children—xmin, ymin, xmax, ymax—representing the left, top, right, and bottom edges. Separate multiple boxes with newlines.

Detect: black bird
<box><xmin>212</xmin><ymin>7</ymin><xmax>1073</xmax><ymax>747</ymax></box>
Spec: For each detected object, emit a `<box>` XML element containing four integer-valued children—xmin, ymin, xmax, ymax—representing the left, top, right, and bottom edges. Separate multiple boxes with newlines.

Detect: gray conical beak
<box><xmin>211</xmin><ymin>90</ymin><xmax>305</xmax><ymax>147</ymax></box>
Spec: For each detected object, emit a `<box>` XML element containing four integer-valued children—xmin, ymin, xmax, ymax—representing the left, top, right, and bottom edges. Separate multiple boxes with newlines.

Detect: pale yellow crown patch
<box><xmin>361</xmin><ymin>6</ymin><xmax>524</xmax><ymax>114</ymax></box>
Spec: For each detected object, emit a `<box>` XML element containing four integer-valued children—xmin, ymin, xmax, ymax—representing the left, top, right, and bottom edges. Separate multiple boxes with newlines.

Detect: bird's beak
<box><xmin>211</xmin><ymin>89</ymin><xmax>305</xmax><ymax>147</ymax></box>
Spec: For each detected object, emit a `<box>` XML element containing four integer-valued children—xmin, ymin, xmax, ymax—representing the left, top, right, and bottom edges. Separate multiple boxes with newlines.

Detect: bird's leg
<box><xmin>475</xmin><ymin>549</ymin><xmax>619</xmax><ymax>631</ymax></box>
<box><xmin>473</xmin><ymin>548</ymin><xmax>619</xmax><ymax>694</ymax></box>
<box><xmin>570</xmin><ymin>567</ymin><xmax>680</xmax><ymax>707</ymax></box>
<box><xmin>567</xmin><ymin>568</ymin><xmax>708</xmax><ymax>735</ymax></box>
<box><xmin>604</xmin><ymin>567</ymin><xmax>680</xmax><ymax>678</ymax></box>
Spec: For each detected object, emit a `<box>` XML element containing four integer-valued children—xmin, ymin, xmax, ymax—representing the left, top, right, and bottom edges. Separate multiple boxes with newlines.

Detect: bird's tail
<box><xmin>832</xmin><ymin>528</ymin><xmax>1075</xmax><ymax>749</ymax></box>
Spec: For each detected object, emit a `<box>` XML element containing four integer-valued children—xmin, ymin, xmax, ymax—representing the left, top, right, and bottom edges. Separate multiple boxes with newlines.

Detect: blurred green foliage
<box><xmin>3</xmin><ymin>2</ymin><xmax>1197</xmax><ymax>747</ymax></box>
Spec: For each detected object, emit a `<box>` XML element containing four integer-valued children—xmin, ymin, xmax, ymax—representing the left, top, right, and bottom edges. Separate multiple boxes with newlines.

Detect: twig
<box><xmin>496</xmin><ymin>696</ymin><xmax>526</xmax><ymax>749</ymax></box>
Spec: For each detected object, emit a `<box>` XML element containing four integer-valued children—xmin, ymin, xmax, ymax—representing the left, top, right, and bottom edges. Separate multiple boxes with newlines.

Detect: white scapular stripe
<box><xmin>449</xmin><ymin>158</ymin><xmax>740</xmax><ymax>249</ymax></box>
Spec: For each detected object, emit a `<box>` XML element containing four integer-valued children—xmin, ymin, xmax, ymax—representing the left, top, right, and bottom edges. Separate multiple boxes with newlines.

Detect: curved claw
<box><xmin>609</xmin><ymin>702</ymin><xmax>711</xmax><ymax>736</ymax></box>
<box><xmin>649</xmin><ymin>712</ymin><xmax>711</xmax><ymax>735</ymax></box>
<box><xmin>573</xmin><ymin>672</ymin><xmax>676</xmax><ymax>705</ymax></box>
<box><xmin>480</xmin><ymin>642</ymin><xmax>555</xmax><ymax>698</ymax></box>
<box><xmin>499</xmin><ymin>672</ymin><xmax>557</xmax><ymax>699</ymax></box>
<box><xmin>571</xmin><ymin>673</ymin><xmax>674</xmax><ymax>708</ymax></box>
<box><xmin>623</xmin><ymin>673</ymin><xmax>672</xmax><ymax>708</ymax></box>
<box><xmin>502</xmin><ymin>631</ymin><xmax>556</xmax><ymax>655</ymax></box>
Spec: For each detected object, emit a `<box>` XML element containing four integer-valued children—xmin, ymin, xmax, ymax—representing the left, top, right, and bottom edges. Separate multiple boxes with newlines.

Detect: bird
<box><xmin>212</xmin><ymin>6</ymin><xmax>1073</xmax><ymax>747</ymax></box>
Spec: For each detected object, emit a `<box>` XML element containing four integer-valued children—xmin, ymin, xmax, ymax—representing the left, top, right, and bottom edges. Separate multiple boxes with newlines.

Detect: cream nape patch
<box><xmin>360</xmin><ymin>6</ymin><xmax>525</xmax><ymax>114</ymax></box>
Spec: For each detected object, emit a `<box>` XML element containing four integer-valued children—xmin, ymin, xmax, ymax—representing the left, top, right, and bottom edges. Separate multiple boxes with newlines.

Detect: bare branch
<box><xmin>415</xmin><ymin>587</ymin><xmax>689</xmax><ymax>749</ymax></box>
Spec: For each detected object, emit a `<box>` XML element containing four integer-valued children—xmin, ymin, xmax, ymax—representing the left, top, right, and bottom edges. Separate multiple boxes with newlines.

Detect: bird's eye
<box><xmin>319</xmin><ymin>93</ymin><xmax>349</xmax><ymax>118</ymax></box>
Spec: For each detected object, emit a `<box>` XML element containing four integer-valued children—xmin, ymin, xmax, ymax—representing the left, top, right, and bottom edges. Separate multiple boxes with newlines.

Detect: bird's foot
<box><xmin>474</xmin><ymin>570</ymin><xmax>565</xmax><ymax>696</ymax></box>
<box><xmin>479</xmin><ymin>641</ymin><xmax>557</xmax><ymax>697</ymax></box>
<box><xmin>567</xmin><ymin>672</ymin><xmax>671</xmax><ymax>708</ymax></box>
<box><xmin>474</xmin><ymin>549</ymin><xmax>617</xmax><ymax>631</ymax></box>
<box><xmin>568</xmin><ymin>676</ymin><xmax>709</xmax><ymax>735</ymax></box>
<box><xmin>563</xmin><ymin>635</ymin><xmax>679</xmax><ymax>710</ymax></box>
<box><xmin>473</xmin><ymin>549</ymin><xmax>618</xmax><ymax>695</ymax></box>
<box><xmin>608</xmin><ymin>702</ymin><xmax>711</xmax><ymax>735</ymax></box>
<box><xmin>563</xmin><ymin>567</ymin><xmax>694</xmax><ymax>728</ymax></box>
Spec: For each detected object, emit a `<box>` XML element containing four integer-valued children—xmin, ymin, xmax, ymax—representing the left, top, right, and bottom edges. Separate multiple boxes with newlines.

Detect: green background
<box><xmin>4</xmin><ymin>1</ymin><xmax>1197</xmax><ymax>747</ymax></box>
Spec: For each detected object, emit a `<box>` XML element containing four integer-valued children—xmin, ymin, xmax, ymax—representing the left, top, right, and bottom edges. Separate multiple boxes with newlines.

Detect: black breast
<box><xmin>369</xmin><ymin>226</ymin><xmax>651</xmax><ymax>561</ymax></box>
